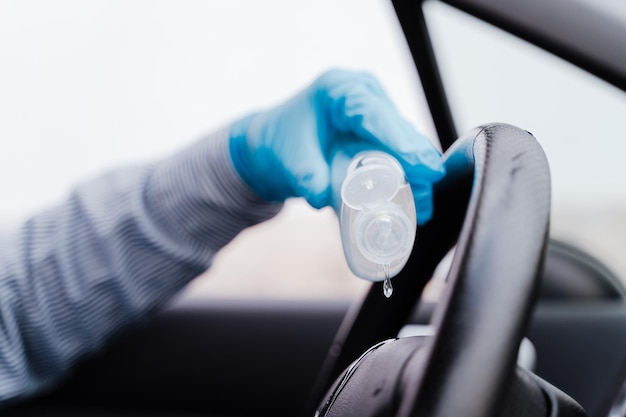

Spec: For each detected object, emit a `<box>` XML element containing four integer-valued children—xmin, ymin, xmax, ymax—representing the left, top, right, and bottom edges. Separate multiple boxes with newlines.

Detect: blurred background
<box><xmin>1</xmin><ymin>0</ymin><xmax>625</xmax><ymax>300</ymax></box>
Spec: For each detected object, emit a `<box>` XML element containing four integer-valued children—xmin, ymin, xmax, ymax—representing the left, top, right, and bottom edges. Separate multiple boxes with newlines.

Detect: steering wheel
<box><xmin>304</xmin><ymin>124</ymin><xmax>552</xmax><ymax>417</ymax></box>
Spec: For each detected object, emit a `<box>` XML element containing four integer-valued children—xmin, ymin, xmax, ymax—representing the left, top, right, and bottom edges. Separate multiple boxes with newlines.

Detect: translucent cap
<box><xmin>341</xmin><ymin>161</ymin><xmax>400</xmax><ymax>209</ymax></box>
<box><xmin>339</xmin><ymin>151</ymin><xmax>416</xmax><ymax>281</ymax></box>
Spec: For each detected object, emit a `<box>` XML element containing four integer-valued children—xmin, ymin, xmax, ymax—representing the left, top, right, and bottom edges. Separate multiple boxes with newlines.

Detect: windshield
<box><xmin>425</xmin><ymin>1</ymin><xmax>626</xmax><ymax>283</ymax></box>
<box><xmin>0</xmin><ymin>0</ymin><xmax>434</xmax><ymax>299</ymax></box>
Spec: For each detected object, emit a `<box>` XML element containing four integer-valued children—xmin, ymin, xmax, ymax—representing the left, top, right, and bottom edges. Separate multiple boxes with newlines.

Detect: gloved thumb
<box><xmin>292</xmin><ymin>128</ymin><xmax>332</xmax><ymax>209</ymax></box>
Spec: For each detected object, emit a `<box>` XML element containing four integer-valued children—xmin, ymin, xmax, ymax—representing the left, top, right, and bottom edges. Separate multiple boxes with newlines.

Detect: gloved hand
<box><xmin>229</xmin><ymin>69</ymin><xmax>445</xmax><ymax>225</ymax></box>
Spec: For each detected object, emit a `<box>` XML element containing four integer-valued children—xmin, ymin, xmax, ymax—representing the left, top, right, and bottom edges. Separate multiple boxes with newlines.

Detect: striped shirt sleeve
<box><xmin>0</xmin><ymin>127</ymin><xmax>282</xmax><ymax>404</ymax></box>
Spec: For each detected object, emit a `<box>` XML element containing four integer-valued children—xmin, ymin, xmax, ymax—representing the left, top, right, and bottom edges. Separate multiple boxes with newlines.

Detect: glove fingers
<box><xmin>291</xmin><ymin>129</ymin><xmax>331</xmax><ymax>209</ymax></box>
<box><xmin>317</xmin><ymin>70</ymin><xmax>445</xmax><ymax>184</ymax></box>
<box><xmin>251</xmin><ymin>96</ymin><xmax>332</xmax><ymax>208</ymax></box>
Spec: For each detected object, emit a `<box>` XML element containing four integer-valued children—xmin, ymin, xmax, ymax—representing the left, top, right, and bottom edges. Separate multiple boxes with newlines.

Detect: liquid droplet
<box><xmin>383</xmin><ymin>278</ymin><xmax>393</xmax><ymax>298</ymax></box>
<box><xmin>382</xmin><ymin>264</ymin><xmax>393</xmax><ymax>298</ymax></box>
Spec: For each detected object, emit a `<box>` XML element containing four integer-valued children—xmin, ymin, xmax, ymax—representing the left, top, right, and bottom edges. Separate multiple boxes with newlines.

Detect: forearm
<box><xmin>0</xmin><ymin>128</ymin><xmax>281</xmax><ymax>404</ymax></box>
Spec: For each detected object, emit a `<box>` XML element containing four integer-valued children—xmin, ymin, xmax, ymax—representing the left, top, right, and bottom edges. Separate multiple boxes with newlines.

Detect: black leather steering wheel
<box><xmin>304</xmin><ymin>124</ymin><xmax>552</xmax><ymax>417</ymax></box>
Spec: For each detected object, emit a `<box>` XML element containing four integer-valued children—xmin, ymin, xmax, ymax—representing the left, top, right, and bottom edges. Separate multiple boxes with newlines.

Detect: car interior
<box><xmin>3</xmin><ymin>0</ymin><xmax>626</xmax><ymax>416</ymax></box>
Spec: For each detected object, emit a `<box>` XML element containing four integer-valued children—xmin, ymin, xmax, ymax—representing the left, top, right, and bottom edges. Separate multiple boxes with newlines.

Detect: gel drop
<box><xmin>383</xmin><ymin>264</ymin><xmax>393</xmax><ymax>299</ymax></box>
<box><xmin>338</xmin><ymin>151</ymin><xmax>416</xmax><ymax>296</ymax></box>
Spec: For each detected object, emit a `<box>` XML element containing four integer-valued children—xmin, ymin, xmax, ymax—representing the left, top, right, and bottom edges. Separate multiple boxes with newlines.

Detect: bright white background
<box><xmin>423</xmin><ymin>2</ymin><xmax>626</xmax><ymax>282</ymax></box>
<box><xmin>1</xmin><ymin>0</ymin><xmax>626</xmax><ymax>296</ymax></box>
<box><xmin>0</xmin><ymin>0</ymin><xmax>435</xmax><ymax>298</ymax></box>
<box><xmin>0</xmin><ymin>0</ymin><xmax>433</xmax><ymax>224</ymax></box>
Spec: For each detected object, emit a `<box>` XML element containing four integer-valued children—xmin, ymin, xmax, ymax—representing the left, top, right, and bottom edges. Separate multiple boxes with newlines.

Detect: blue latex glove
<box><xmin>229</xmin><ymin>69</ymin><xmax>445</xmax><ymax>225</ymax></box>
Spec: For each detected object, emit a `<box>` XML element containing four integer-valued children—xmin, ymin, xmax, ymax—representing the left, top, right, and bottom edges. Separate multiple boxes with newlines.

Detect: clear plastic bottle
<box><xmin>339</xmin><ymin>151</ymin><xmax>416</xmax><ymax>283</ymax></box>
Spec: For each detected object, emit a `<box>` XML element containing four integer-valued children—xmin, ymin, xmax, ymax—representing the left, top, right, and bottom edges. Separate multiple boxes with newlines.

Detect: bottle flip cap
<box><xmin>341</xmin><ymin>152</ymin><xmax>416</xmax><ymax>272</ymax></box>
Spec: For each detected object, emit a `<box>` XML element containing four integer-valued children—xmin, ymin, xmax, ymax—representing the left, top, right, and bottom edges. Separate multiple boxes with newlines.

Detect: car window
<box><xmin>0</xmin><ymin>0</ymin><xmax>435</xmax><ymax>299</ymax></box>
<box><xmin>424</xmin><ymin>1</ymin><xmax>626</xmax><ymax>282</ymax></box>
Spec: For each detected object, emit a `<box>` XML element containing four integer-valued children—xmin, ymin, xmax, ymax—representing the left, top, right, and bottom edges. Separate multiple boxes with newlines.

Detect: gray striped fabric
<box><xmin>0</xmin><ymin>127</ymin><xmax>282</xmax><ymax>404</ymax></box>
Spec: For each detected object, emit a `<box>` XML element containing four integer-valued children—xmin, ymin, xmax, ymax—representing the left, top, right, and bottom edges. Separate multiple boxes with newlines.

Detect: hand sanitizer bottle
<box><xmin>339</xmin><ymin>151</ymin><xmax>416</xmax><ymax>296</ymax></box>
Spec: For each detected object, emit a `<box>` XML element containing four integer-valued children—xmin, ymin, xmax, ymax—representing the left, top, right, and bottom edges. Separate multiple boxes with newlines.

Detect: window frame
<box><xmin>392</xmin><ymin>0</ymin><xmax>626</xmax><ymax>151</ymax></box>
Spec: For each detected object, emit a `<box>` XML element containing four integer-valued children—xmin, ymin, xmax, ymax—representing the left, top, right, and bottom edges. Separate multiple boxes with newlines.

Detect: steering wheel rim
<box><xmin>306</xmin><ymin>124</ymin><xmax>551</xmax><ymax>417</ymax></box>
